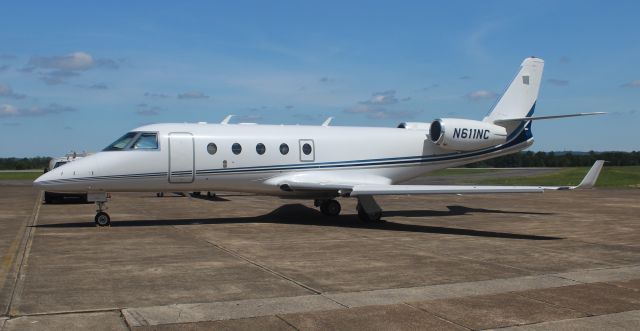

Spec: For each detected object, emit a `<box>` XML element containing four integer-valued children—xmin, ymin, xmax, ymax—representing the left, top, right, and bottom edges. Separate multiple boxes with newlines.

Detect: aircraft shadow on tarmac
<box><xmin>35</xmin><ymin>204</ymin><xmax>561</xmax><ymax>240</ymax></box>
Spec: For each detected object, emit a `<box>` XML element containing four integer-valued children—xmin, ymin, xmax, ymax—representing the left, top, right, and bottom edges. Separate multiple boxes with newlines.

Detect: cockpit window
<box><xmin>132</xmin><ymin>133</ymin><xmax>158</xmax><ymax>150</ymax></box>
<box><xmin>103</xmin><ymin>132</ymin><xmax>137</xmax><ymax>151</ymax></box>
<box><xmin>53</xmin><ymin>161</ymin><xmax>67</xmax><ymax>168</ymax></box>
<box><xmin>103</xmin><ymin>132</ymin><xmax>159</xmax><ymax>151</ymax></box>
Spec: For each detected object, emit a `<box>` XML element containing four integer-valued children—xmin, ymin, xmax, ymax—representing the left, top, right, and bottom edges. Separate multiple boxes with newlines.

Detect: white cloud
<box><xmin>0</xmin><ymin>84</ymin><xmax>26</xmax><ymax>99</ymax></box>
<box><xmin>548</xmin><ymin>78</ymin><xmax>569</xmax><ymax>86</ymax></box>
<box><xmin>465</xmin><ymin>90</ymin><xmax>497</xmax><ymax>101</ymax></box>
<box><xmin>135</xmin><ymin>103</ymin><xmax>162</xmax><ymax>116</ymax></box>
<box><xmin>360</xmin><ymin>90</ymin><xmax>399</xmax><ymax>105</ymax></box>
<box><xmin>26</xmin><ymin>52</ymin><xmax>119</xmax><ymax>85</ymax></box>
<box><xmin>0</xmin><ymin>103</ymin><xmax>75</xmax><ymax>117</ymax></box>
<box><xmin>178</xmin><ymin>91</ymin><xmax>210</xmax><ymax>99</ymax></box>
<box><xmin>621</xmin><ymin>80</ymin><xmax>640</xmax><ymax>88</ymax></box>
<box><xmin>0</xmin><ymin>104</ymin><xmax>19</xmax><ymax>116</ymax></box>
<box><xmin>344</xmin><ymin>104</ymin><xmax>420</xmax><ymax>120</ymax></box>
<box><xmin>144</xmin><ymin>92</ymin><xmax>170</xmax><ymax>98</ymax></box>
<box><xmin>29</xmin><ymin>52</ymin><xmax>94</xmax><ymax>71</ymax></box>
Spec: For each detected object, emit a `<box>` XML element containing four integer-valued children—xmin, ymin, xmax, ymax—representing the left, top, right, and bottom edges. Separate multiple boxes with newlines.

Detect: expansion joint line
<box><xmin>6</xmin><ymin>191</ymin><xmax>42</xmax><ymax>317</ymax></box>
<box><xmin>171</xmin><ymin>226</ymin><xmax>348</xmax><ymax>308</ymax></box>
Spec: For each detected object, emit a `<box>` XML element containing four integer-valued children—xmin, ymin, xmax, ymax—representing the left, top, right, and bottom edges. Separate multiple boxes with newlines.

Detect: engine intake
<box><xmin>429</xmin><ymin>118</ymin><xmax>507</xmax><ymax>151</ymax></box>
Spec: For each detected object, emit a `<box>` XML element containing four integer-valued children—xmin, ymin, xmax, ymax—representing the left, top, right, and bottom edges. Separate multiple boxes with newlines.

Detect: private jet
<box><xmin>34</xmin><ymin>57</ymin><xmax>605</xmax><ymax>226</ymax></box>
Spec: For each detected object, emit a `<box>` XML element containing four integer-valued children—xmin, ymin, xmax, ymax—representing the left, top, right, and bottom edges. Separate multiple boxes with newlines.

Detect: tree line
<box><xmin>0</xmin><ymin>157</ymin><xmax>51</xmax><ymax>170</ymax></box>
<box><xmin>0</xmin><ymin>151</ymin><xmax>639</xmax><ymax>170</ymax></box>
<box><xmin>466</xmin><ymin>151</ymin><xmax>640</xmax><ymax>168</ymax></box>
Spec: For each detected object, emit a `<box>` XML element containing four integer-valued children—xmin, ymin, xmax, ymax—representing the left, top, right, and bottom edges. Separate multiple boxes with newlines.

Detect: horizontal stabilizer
<box><xmin>493</xmin><ymin>112</ymin><xmax>606</xmax><ymax>124</ymax></box>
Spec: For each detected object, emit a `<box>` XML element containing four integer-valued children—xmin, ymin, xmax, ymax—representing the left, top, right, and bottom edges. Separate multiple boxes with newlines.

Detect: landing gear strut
<box><xmin>94</xmin><ymin>201</ymin><xmax>111</xmax><ymax>227</ymax></box>
<box><xmin>316</xmin><ymin>199</ymin><xmax>341</xmax><ymax>217</ymax></box>
<box><xmin>356</xmin><ymin>195</ymin><xmax>383</xmax><ymax>222</ymax></box>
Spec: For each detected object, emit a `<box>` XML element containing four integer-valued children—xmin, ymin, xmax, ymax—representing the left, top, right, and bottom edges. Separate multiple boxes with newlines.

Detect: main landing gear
<box><xmin>315</xmin><ymin>199</ymin><xmax>341</xmax><ymax>217</ymax></box>
<box><xmin>315</xmin><ymin>195</ymin><xmax>383</xmax><ymax>222</ymax></box>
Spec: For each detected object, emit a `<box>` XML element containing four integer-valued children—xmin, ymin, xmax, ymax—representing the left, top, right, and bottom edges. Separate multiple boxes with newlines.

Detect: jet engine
<box><xmin>429</xmin><ymin>118</ymin><xmax>507</xmax><ymax>151</ymax></box>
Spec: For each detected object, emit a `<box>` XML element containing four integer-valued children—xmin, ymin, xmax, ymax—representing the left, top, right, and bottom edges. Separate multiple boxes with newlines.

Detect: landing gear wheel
<box><xmin>156</xmin><ymin>192</ymin><xmax>164</xmax><ymax>197</ymax></box>
<box><xmin>357</xmin><ymin>203</ymin><xmax>382</xmax><ymax>222</ymax></box>
<box><xmin>95</xmin><ymin>212</ymin><xmax>111</xmax><ymax>227</ymax></box>
<box><xmin>320</xmin><ymin>200</ymin><xmax>341</xmax><ymax>217</ymax></box>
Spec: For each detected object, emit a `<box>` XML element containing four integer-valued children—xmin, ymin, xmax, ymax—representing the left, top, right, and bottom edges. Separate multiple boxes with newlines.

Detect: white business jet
<box><xmin>34</xmin><ymin>57</ymin><xmax>605</xmax><ymax>226</ymax></box>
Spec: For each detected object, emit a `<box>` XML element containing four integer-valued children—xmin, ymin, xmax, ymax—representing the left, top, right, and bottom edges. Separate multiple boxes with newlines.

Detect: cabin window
<box><xmin>103</xmin><ymin>132</ymin><xmax>138</xmax><ymax>151</ymax></box>
<box><xmin>279</xmin><ymin>143</ymin><xmax>289</xmax><ymax>155</ymax></box>
<box><xmin>232</xmin><ymin>143</ymin><xmax>242</xmax><ymax>155</ymax></box>
<box><xmin>132</xmin><ymin>133</ymin><xmax>159</xmax><ymax>150</ymax></box>
<box><xmin>256</xmin><ymin>143</ymin><xmax>266</xmax><ymax>155</ymax></box>
<box><xmin>207</xmin><ymin>143</ymin><xmax>217</xmax><ymax>155</ymax></box>
<box><xmin>302</xmin><ymin>143</ymin><xmax>312</xmax><ymax>155</ymax></box>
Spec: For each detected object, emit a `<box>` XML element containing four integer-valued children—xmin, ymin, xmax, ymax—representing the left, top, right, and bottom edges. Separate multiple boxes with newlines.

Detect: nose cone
<box><xmin>33</xmin><ymin>171</ymin><xmax>53</xmax><ymax>187</ymax></box>
<box><xmin>33</xmin><ymin>167</ymin><xmax>71</xmax><ymax>190</ymax></box>
<box><xmin>33</xmin><ymin>157</ymin><xmax>98</xmax><ymax>192</ymax></box>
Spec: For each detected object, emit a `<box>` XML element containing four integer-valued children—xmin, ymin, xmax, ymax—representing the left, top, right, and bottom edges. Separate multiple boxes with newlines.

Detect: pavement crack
<box><xmin>404</xmin><ymin>302</ymin><xmax>473</xmax><ymax>330</ymax></box>
<box><xmin>510</xmin><ymin>291</ymin><xmax>592</xmax><ymax>317</ymax></box>
<box><xmin>275</xmin><ymin>314</ymin><xmax>301</xmax><ymax>331</ymax></box>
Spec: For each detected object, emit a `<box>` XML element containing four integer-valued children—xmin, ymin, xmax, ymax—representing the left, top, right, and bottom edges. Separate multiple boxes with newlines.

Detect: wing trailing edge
<box><xmin>277</xmin><ymin>160</ymin><xmax>605</xmax><ymax>196</ymax></box>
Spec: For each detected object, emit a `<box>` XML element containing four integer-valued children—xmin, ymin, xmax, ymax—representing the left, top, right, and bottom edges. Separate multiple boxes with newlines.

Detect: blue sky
<box><xmin>0</xmin><ymin>1</ymin><xmax>638</xmax><ymax>156</ymax></box>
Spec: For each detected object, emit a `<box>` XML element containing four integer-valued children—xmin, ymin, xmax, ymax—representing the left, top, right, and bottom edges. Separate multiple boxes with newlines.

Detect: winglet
<box><xmin>574</xmin><ymin>160</ymin><xmax>605</xmax><ymax>189</ymax></box>
<box><xmin>322</xmin><ymin>117</ymin><xmax>334</xmax><ymax>126</ymax></box>
<box><xmin>221</xmin><ymin>115</ymin><xmax>234</xmax><ymax>124</ymax></box>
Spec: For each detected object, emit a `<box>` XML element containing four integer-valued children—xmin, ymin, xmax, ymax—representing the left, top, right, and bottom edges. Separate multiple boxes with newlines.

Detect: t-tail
<box><xmin>483</xmin><ymin>57</ymin><xmax>544</xmax><ymax>136</ymax></box>
<box><xmin>427</xmin><ymin>57</ymin><xmax>604</xmax><ymax>153</ymax></box>
<box><xmin>483</xmin><ymin>57</ymin><xmax>605</xmax><ymax>136</ymax></box>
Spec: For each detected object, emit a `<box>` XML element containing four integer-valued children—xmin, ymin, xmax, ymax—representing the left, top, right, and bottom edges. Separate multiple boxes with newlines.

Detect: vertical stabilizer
<box><xmin>483</xmin><ymin>57</ymin><xmax>544</xmax><ymax>134</ymax></box>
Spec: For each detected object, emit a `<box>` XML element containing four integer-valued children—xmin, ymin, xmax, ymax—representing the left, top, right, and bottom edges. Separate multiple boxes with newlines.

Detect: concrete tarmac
<box><xmin>1</xmin><ymin>180</ymin><xmax>639</xmax><ymax>330</ymax></box>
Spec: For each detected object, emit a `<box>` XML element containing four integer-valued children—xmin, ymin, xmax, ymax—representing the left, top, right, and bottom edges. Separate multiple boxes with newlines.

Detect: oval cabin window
<box><xmin>232</xmin><ymin>143</ymin><xmax>242</xmax><ymax>155</ymax></box>
<box><xmin>207</xmin><ymin>143</ymin><xmax>217</xmax><ymax>155</ymax></box>
<box><xmin>279</xmin><ymin>143</ymin><xmax>289</xmax><ymax>155</ymax></box>
<box><xmin>302</xmin><ymin>143</ymin><xmax>312</xmax><ymax>155</ymax></box>
<box><xmin>256</xmin><ymin>143</ymin><xmax>266</xmax><ymax>155</ymax></box>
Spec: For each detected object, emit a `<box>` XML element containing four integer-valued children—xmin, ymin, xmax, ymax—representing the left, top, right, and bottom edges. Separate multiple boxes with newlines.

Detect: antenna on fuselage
<box><xmin>321</xmin><ymin>117</ymin><xmax>334</xmax><ymax>126</ymax></box>
<box><xmin>220</xmin><ymin>115</ymin><xmax>234</xmax><ymax>124</ymax></box>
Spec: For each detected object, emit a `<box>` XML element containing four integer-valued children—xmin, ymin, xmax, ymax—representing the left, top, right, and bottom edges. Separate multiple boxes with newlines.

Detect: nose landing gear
<box><xmin>90</xmin><ymin>193</ymin><xmax>111</xmax><ymax>227</ymax></box>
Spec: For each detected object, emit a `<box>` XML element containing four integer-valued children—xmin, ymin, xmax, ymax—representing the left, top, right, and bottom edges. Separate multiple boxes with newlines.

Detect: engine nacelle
<box><xmin>429</xmin><ymin>118</ymin><xmax>507</xmax><ymax>151</ymax></box>
<box><xmin>397</xmin><ymin>122</ymin><xmax>431</xmax><ymax>130</ymax></box>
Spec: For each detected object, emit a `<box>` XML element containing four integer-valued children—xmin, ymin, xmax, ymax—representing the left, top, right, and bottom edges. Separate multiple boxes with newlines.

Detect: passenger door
<box><xmin>168</xmin><ymin>132</ymin><xmax>194</xmax><ymax>183</ymax></box>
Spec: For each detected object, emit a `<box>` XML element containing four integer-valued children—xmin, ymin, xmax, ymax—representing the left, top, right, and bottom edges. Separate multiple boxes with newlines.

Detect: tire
<box><xmin>321</xmin><ymin>200</ymin><xmax>341</xmax><ymax>217</ymax></box>
<box><xmin>156</xmin><ymin>192</ymin><xmax>164</xmax><ymax>197</ymax></box>
<box><xmin>94</xmin><ymin>212</ymin><xmax>111</xmax><ymax>227</ymax></box>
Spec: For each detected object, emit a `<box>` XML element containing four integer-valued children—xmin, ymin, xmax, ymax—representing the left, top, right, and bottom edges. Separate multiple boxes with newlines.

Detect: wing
<box><xmin>277</xmin><ymin>160</ymin><xmax>605</xmax><ymax>196</ymax></box>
